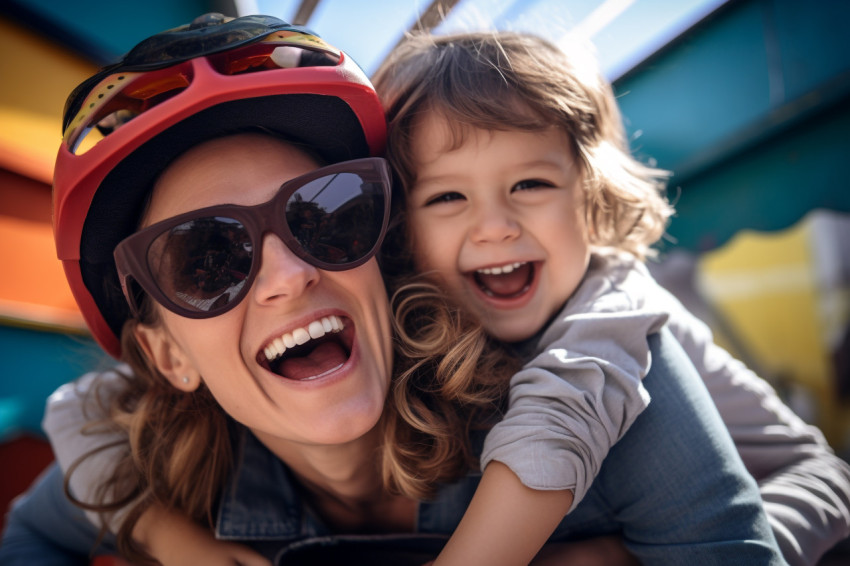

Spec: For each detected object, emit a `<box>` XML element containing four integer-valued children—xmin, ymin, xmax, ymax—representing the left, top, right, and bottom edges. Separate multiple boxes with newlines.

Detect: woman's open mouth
<box><xmin>471</xmin><ymin>261</ymin><xmax>536</xmax><ymax>299</ymax></box>
<box><xmin>257</xmin><ymin>315</ymin><xmax>353</xmax><ymax>381</ymax></box>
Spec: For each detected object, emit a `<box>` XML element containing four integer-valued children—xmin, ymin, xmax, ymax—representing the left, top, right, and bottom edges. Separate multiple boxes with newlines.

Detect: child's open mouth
<box><xmin>472</xmin><ymin>261</ymin><xmax>535</xmax><ymax>298</ymax></box>
<box><xmin>257</xmin><ymin>315</ymin><xmax>353</xmax><ymax>381</ymax></box>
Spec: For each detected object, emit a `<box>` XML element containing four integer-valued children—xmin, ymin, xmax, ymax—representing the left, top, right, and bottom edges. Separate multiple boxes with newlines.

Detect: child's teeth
<box><xmin>264</xmin><ymin>315</ymin><xmax>344</xmax><ymax>362</ymax></box>
<box><xmin>478</xmin><ymin>262</ymin><xmax>524</xmax><ymax>275</ymax></box>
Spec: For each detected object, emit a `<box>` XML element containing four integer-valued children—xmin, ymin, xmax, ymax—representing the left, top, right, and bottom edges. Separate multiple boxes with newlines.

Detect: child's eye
<box><xmin>424</xmin><ymin>191</ymin><xmax>465</xmax><ymax>206</ymax></box>
<box><xmin>512</xmin><ymin>179</ymin><xmax>554</xmax><ymax>192</ymax></box>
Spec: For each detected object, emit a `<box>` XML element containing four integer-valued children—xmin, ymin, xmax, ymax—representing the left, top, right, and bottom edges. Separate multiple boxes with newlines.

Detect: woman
<box><xmin>0</xmin><ymin>13</ymin><xmax>835</xmax><ymax>566</ymax></box>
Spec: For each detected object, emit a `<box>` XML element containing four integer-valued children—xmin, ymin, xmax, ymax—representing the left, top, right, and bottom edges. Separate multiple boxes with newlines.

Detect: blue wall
<box><xmin>5</xmin><ymin>0</ymin><xmax>222</xmax><ymax>62</ymax></box>
<box><xmin>614</xmin><ymin>0</ymin><xmax>850</xmax><ymax>251</ymax></box>
<box><xmin>0</xmin><ymin>325</ymin><xmax>109</xmax><ymax>438</ymax></box>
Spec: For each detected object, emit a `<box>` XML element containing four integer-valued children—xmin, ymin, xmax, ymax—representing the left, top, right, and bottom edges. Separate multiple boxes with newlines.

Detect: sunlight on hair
<box><xmin>567</xmin><ymin>0</ymin><xmax>636</xmax><ymax>41</ymax></box>
<box><xmin>434</xmin><ymin>0</ymin><xmax>573</xmax><ymax>38</ymax></box>
<box><xmin>554</xmin><ymin>33</ymin><xmax>605</xmax><ymax>98</ymax></box>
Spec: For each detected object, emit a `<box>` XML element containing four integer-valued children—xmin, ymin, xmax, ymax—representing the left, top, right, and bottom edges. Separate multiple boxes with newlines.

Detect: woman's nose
<box><xmin>252</xmin><ymin>233</ymin><xmax>319</xmax><ymax>305</ymax></box>
<box><xmin>470</xmin><ymin>204</ymin><xmax>521</xmax><ymax>244</ymax></box>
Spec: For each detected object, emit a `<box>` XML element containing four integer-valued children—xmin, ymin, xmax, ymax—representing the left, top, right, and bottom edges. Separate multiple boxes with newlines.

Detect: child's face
<box><xmin>407</xmin><ymin>114</ymin><xmax>590</xmax><ymax>343</ymax></box>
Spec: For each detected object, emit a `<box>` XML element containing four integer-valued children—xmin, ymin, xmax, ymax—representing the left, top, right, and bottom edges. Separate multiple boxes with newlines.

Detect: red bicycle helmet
<box><xmin>53</xmin><ymin>13</ymin><xmax>386</xmax><ymax>357</ymax></box>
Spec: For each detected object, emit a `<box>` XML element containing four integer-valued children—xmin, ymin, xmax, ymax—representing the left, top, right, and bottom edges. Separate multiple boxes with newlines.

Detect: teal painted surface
<box><xmin>616</xmin><ymin>0</ymin><xmax>850</xmax><ymax>179</ymax></box>
<box><xmin>617</xmin><ymin>0</ymin><xmax>773</xmax><ymax>176</ymax></box>
<box><xmin>17</xmin><ymin>0</ymin><xmax>218</xmax><ymax>59</ymax></box>
<box><xmin>614</xmin><ymin>0</ymin><xmax>850</xmax><ymax>251</ymax></box>
<box><xmin>0</xmin><ymin>325</ymin><xmax>110</xmax><ymax>439</ymax></box>
<box><xmin>772</xmin><ymin>0</ymin><xmax>850</xmax><ymax>103</ymax></box>
<box><xmin>663</xmin><ymin>98</ymin><xmax>850</xmax><ymax>251</ymax></box>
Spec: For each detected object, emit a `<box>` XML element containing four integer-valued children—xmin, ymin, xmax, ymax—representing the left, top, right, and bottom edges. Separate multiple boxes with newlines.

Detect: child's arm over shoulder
<box><xmin>441</xmin><ymin>254</ymin><xmax>664</xmax><ymax>565</ymax></box>
<box><xmin>482</xmin><ymin>253</ymin><xmax>667</xmax><ymax>511</ymax></box>
<box><xmin>434</xmin><ymin>461</ymin><xmax>573</xmax><ymax>566</ymax></box>
<box><xmin>43</xmin><ymin>369</ymin><xmax>270</xmax><ymax>565</ymax></box>
<box><xmin>42</xmin><ymin>367</ymin><xmax>132</xmax><ymax>529</ymax></box>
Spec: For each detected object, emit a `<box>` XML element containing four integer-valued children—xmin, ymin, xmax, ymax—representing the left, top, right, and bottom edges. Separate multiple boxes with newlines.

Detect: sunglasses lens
<box><xmin>147</xmin><ymin>217</ymin><xmax>254</xmax><ymax>312</ymax></box>
<box><xmin>286</xmin><ymin>171</ymin><xmax>385</xmax><ymax>267</ymax></box>
<box><xmin>124</xmin><ymin>160</ymin><xmax>388</xmax><ymax>318</ymax></box>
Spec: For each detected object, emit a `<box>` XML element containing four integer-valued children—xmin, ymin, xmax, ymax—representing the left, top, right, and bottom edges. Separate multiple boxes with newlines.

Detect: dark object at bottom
<box><xmin>275</xmin><ymin>534</ymin><xmax>448</xmax><ymax>565</ymax></box>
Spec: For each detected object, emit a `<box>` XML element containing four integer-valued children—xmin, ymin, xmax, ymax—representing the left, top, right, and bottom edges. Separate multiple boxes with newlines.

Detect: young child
<box><xmin>372</xmin><ymin>31</ymin><xmax>724</xmax><ymax>565</ymax></box>
<box><xmin>372</xmin><ymin>30</ymin><xmax>676</xmax><ymax>565</ymax></box>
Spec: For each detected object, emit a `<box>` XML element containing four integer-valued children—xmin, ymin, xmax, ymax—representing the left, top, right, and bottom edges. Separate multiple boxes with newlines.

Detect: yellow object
<box><xmin>696</xmin><ymin>211</ymin><xmax>850</xmax><ymax>447</ymax></box>
<box><xmin>0</xmin><ymin>15</ymin><xmax>97</xmax><ymax>330</ymax></box>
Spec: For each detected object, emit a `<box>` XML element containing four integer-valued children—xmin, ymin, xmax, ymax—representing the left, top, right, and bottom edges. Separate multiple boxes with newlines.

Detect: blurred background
<box><xmin>1</xmin><ymin>0</ymin><xmax>849</xmax><ymax>538</ymax></box>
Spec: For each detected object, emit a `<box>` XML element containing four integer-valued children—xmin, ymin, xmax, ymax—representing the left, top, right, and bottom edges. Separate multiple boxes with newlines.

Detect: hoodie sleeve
<box><xmin>42</xmin><ymin>367</ymin><xmax>133</xmax><ymax>531</ymax></box>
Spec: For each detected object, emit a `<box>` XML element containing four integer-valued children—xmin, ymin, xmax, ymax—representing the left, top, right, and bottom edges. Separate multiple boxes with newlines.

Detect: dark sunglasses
<box><xmin>114</xmin><ymin>157</ymin><xmax>391</xmax><ymax>318</ymax></box>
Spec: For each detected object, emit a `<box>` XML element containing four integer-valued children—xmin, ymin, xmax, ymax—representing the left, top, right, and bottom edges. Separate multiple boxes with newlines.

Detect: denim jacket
<box><xmin>216</xmin><ymin>426</ymin><xmax>480</xmax><ymax>543</ymax></box>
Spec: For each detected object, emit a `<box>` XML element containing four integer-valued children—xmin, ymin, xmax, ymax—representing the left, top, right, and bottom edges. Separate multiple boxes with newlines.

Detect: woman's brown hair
<box><xmin>65</xmin><ymin>301</ymin><xmax>233</xmax><ymax>564</ymax></box>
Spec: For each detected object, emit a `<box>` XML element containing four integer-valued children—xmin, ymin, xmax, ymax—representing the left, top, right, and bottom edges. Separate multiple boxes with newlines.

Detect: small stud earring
<box><xmin>182</xmin><ymin>376</ymin><xmax>190</xmax><ymax>384</ymax></box>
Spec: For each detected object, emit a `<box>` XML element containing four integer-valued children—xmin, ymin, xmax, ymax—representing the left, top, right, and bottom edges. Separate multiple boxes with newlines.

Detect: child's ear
<box><xmin>134</xmin><ymin>323</ymin><xmax>200</xmax><ymax>392</ymax></box>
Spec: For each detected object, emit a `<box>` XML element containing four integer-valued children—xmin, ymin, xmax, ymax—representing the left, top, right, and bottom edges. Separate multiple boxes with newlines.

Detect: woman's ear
<box><xmin>134</xmin><ymin>323</ymin><xmax>200</xmax><ymax>392</ymax></box>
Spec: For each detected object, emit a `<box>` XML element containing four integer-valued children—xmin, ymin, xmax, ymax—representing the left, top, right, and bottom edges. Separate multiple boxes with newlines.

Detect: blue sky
<box><xmin>246</xmin><ymin>0</ymin><xmax>727</xmax><ymax>79</ymax></box>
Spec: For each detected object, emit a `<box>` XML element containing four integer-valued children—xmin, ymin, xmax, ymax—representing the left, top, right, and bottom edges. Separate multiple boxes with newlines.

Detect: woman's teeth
<box><xmin>477</xmin><ymin>262</ymin><xmax>525</xmax><ymax>275</ymax></box>
<box><xmin>263</xmin><ymin>315</ymin><xmax>344</xmax><ymax>362</ymax></box>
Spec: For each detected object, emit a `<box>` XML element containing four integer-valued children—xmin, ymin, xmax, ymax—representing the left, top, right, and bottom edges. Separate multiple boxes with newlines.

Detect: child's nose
<box><xmin>252</xmin><ymin>233</ymin><xmax>319</xmax><ymax>305</ymax></box>
<box><xmin>470</xmin><ymin>204</ymin><xmax>521</xmax><ymax>244</ymax></box>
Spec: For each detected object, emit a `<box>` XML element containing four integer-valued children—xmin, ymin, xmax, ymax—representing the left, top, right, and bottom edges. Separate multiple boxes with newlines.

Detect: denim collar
<box><xmin>215</xmin><ymin>428</ymin><xmax>329</xmax><ymax>541</ymax></box>
<box><xmin>214</xmin><ymin>426</ymin><xmax>484</xmax><ymax>541</ymax></box>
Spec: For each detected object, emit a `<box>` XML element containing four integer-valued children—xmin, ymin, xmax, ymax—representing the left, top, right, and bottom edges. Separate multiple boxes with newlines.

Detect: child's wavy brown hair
<box><xmin>373</xmin><ymin>30</ymin><xmax>674</xmax><ymax>261</ymax></box>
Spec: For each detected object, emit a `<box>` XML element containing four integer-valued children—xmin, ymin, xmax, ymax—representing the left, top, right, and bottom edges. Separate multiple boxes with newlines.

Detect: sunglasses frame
<box><xmin>114</xmin><ymin>157</ymin><xmax>391</xmax><ymax>319</ymax></box>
